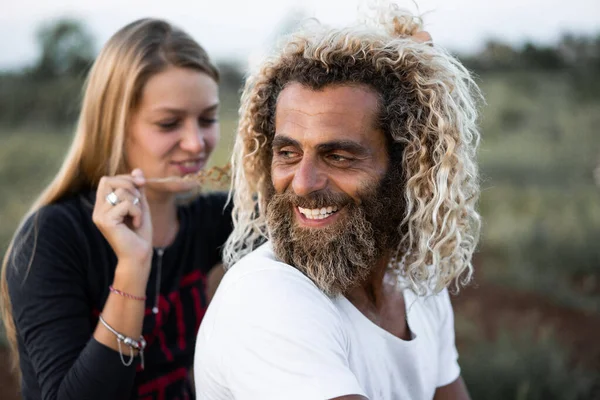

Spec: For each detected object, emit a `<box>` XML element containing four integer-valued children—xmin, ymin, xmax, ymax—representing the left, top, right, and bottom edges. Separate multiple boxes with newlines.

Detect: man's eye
<box><xmin>274</xmin><ymin>149</ymin><xmax>302</xmax><ymax>161</ymax></box>
<box><xmin>278</xmin><ymin>150</ymin><xmax>296</xmax><ymax>159</ymax></box>
<box><xmin>328</xmin><ymin>154</ymin><xmax>352</xmax><ymax>163</ymax></box>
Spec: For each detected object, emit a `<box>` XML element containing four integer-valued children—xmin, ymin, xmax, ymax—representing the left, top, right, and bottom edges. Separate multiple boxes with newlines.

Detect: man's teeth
<box><xmin>298</xmin><ymin>206</ymin><xmax>339</xmax><ymax>220</ymax></box>
<box><xmin>182</xmin><ymin>161</ymin><xmax>198</xmax><ymax>167</ymax></box>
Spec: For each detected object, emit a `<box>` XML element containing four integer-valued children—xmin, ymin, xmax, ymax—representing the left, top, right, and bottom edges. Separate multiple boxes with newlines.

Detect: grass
<box><xmin>0</xmin><ymin>129</ymin><xmax>73</xmax><ymax>251</ymax></box>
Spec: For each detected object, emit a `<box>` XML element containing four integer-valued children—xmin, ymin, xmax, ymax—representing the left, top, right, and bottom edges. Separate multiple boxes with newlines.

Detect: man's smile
<box><xmin>297</xmin><ymin>205</ymin><xmax>339</xmax><ymax>220</ymax></box>
<box><xmin>294</xmin><ymin>205</ymin><xmax>344</xmax><ymax>227</ymax></box>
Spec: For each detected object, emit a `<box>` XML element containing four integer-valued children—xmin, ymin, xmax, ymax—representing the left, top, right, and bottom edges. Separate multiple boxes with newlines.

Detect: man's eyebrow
<box><xmin>272</xmin><ymin>135</ymin><xmax>300</xmax><ymax>149</ymax></box>
<box><xmin>272</xmin><ymin>136</ymin><xmax>370</xmax><ymax>156</ymax></box>
<box><xmin>317</xmin><ymin>140</ymin><xmax>369</xmax><ymax>156</ymax></box>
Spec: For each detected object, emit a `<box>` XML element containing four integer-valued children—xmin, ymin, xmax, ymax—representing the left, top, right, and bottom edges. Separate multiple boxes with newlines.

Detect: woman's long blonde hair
<box><xmin>1</xmin><ymin>18</ymin><xmax>219</xmax><ymax>374</ymax></box>
<box><xmin>224</xmin><ymin>5</ymin><xmax>483</xmax><ymax>295</ymax></box>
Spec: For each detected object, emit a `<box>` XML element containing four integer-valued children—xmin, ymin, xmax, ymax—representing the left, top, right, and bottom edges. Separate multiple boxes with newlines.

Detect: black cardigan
<box><xmin>6</xmin><ymin>191</ymin><xmax>233</xmax><ymax>399</ymax></box>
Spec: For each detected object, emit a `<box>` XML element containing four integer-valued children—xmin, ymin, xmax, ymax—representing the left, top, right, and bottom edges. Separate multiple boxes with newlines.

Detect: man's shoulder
<box><xmin>195</xmin><ymin>250</ymin><xmax>357</xmax><ymax>400</ymax></box>
<box><xmin>221</xmin><ymin>243</ymin><xmax>316</xmax><ymax>290</ymax></box>
<box><xmin>208</xmin><ymin>243</ymin><xmax>341</xmax><ymax>325</ymax></box>
<box><xmin>405</xmin><ymin>285</ymin><xmax>454</xmax><ymax>327</ymax></box>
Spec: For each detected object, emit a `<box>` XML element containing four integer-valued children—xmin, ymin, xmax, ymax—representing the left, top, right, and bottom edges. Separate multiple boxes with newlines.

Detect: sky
<box><xmin>0</xmin><ymin>0</ymin><xmax>599</xmax><ymax>70</ymax></box>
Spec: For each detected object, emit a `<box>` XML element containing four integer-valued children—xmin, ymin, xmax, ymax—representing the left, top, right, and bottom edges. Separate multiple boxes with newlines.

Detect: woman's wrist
<box><xmin>109</xmin><ymin>285</ymin><xmax>147</xmax><ymax>301</ymax></box>
<box><xmin>117</xmin><ymin>244</ymin><xmax>153</xmax><ymax>266</ymax></box>
<box><xmin>113</xmin><ymin>262</ymin><xmax>151</xmax><ymax>297</ymax></box>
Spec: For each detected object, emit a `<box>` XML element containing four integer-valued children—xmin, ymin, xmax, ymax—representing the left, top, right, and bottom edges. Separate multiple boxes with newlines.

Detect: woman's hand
<box><xmin>93</xmin><ymin>169</ymin><xmax>153</xmax><ymax>268</ymax></box>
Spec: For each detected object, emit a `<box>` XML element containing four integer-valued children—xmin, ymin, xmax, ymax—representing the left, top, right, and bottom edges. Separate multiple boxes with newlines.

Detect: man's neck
<box><xmin>344</xmin><ymin>251</ymin><xmax>412</xmax><ymax>341</ymax></box>
<box><xmin>346</xmin><ymin>252</ymin><xmax>391</xmax><ymax>309</ymax></box>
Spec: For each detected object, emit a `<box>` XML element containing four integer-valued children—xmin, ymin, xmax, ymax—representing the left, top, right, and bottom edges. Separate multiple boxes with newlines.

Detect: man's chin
<box><xmin>270</xmin><ymin>215</ymin><xmax>377</xmax><ymax>296</ymax></box>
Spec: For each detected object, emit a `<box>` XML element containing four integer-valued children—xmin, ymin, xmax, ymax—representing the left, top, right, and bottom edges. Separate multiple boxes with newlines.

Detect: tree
<box><xmin>521</xmin><ymin>42</ymin><xmax>563</xmax><ymax>70</ymax></box>
<box><xmin>32</xmin><ymin>18</ymin><xmax>95</xmax><ymax>80</ymax></box>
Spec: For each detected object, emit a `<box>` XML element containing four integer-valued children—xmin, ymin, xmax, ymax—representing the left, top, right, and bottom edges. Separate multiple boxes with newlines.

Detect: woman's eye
<box><xmin>199</xmin><ymin>117</ymin><xmax>219</xmax><ymax>127</ymax></box>
<box><xmin>157</xmin><ymin>120</ymin><xmax>180</xmax><ymax>131</ymax></box>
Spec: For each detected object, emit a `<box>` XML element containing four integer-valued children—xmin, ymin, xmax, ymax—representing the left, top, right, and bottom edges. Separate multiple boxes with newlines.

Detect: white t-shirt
<box><xmin>194</xmin><ymin>243</ymin><xmax>461</xmax><ymax>400</ymax></box>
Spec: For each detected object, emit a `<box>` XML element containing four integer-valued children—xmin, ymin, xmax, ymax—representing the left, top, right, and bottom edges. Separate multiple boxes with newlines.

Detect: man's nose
<box><xmin>291</xmin><ymin>156</ymin><xmax>327</xmax><ymax>197</ymax></box>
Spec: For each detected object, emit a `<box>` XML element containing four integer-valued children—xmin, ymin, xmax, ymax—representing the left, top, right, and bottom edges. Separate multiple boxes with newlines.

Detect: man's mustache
<box><xmin>275</xmin><ymin>189</ymin><xmax>354</xmax><ymax>210</ymax></box>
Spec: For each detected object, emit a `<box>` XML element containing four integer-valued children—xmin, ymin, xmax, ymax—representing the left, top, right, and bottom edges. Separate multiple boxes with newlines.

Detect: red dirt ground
<box><xmin>455</xmin><ymin>280</ymin><xmax>600</xmax><ymax>371</ymax></box>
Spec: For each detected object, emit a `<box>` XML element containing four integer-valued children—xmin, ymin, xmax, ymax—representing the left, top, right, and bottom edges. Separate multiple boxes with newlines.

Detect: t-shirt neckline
<box><xmin>338</xmin><ymin>289</ymin><xmax>418</xmax><ymax>344</ymax></box>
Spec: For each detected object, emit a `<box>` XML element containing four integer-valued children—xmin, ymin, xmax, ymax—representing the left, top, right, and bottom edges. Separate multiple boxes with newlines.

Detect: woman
<box><xmin>1</xmin><ymin>18</ymin><xmax>232</xmax><ymax>399</ymax></box>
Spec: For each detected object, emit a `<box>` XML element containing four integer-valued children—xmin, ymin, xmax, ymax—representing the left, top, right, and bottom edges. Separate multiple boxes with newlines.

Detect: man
<box><xmin>194</xmin><ymin>7</ymin><xmax>481</xmax><ymax>400</ymax></box>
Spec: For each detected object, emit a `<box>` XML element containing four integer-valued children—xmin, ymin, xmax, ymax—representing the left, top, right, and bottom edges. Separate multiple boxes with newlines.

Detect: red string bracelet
<box><xmin>109</xmin><ymin>285</ymin><xmax>147</xmax><ymax>301</ymax></box>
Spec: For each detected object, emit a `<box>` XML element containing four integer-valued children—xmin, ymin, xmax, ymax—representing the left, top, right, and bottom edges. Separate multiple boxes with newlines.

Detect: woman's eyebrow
<box><xmin>202</xmin><ymin>103</ymin><xmax>220</xmax><ymax>113</ymax></box>
<box><xmin>150</xmin><ymin>103</ymin><xmax>220</xmax><ymax>114</ymax></box>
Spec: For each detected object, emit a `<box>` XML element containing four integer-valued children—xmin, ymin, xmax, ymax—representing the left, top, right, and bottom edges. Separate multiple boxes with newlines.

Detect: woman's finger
<box><xmin>131</xmin><ymin>168</ymin><xmax>146</xmax><ymax>186</ymax></box>
<box><xmin>98</xmin><ymin>176</ymin><xmax>143</xmax><ymax>197</ymax></box>
<box><xmin>103</xmin><ymin>187</ymin><xmax>141</xmax><ymax>210</ymax></box>
<box><xmin>93</xmin><ymin>170</ymin><xmax>151</xmax><ymax>246</ymax></box>
<box><xmin>105</xmin><ymin>197</ymin><xmax>143</xmax><ymax>229</ymax></box>
<box><xmin>98</xmin><ymin>179</ymin><xmax>141</xmax><ymax>209</ymax></box>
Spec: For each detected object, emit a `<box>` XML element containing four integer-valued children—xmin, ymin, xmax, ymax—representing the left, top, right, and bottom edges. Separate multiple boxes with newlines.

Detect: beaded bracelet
<box><xmin>99</xmin><ymin>315</ymin><xmax>147</xmax><ymax>369</ymax></box>
<box><xmin>109</xmin><ymin>285</ymin><xmax>147</xmax><ymax>301</ymax></box>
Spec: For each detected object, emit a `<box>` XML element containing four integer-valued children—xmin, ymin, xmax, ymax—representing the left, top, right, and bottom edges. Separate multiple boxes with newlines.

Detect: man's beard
<box><xmin>265</xmin><ymin>170</ymin><xmax>404</xmax><ymax>296</ymax></box>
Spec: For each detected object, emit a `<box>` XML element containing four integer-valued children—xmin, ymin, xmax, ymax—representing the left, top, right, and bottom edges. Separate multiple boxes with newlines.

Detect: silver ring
<box><xmin>106</xmin><ymin>191</ymin><xmax>119</xmax><ymax>206</ymax></box>
<box><xmin>133</xmin><ymin>197</ymin><xmax>140</xmax><ymax>206</ymax></box>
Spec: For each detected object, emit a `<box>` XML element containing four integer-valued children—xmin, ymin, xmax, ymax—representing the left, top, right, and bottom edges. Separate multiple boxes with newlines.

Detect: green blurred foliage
<box><xmin>461</xmin><ymin>34</ymin><xmax>600</xmax><ymax>101</ymax></box>
<box><xmin>0</xmin><ymin>18</ymin><xmax>96</xmax><ymax>127</ymax></box>
<box><xmin>32</xmin><ymin>18</ymin><xmax>95</xmax><ymax>80</ymax></box>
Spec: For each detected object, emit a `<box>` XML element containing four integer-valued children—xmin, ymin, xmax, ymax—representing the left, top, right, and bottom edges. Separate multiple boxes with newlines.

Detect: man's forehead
<box><xmin>275</xmin><ymin>82</ymin><xmax>380</xmax><ymax>114</ymax></box>
<box><xmin>274</xmin><ymin>83</ymin><xmax>381</xmax><ymax>135</ymax></box>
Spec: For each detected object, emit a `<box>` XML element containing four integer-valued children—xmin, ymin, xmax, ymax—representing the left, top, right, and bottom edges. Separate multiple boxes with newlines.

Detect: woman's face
<box><xmin>126</xmin><ymin>66</ymin><xmax>220</xmax><ymax>194</ymax></box>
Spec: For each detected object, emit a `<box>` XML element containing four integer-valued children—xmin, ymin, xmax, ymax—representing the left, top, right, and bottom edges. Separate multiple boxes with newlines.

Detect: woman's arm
<box><xmin>8</xmin><ymin>206</ymin><xmax>138</xmax><ymax>399</ymax></box>
<box><xmin>91</xmin><ymin>171</ymin><xmax>152</xmax><ymax>354</ymax></box>
<box><xmin>8</xmin><ymin>170</ymin><xmax>153</xmax><ymax>399</ymax></box>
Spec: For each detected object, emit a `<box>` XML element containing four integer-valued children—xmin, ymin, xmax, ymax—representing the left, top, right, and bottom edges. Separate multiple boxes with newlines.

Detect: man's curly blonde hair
<box><xmin>224</xmin><ymin>6</ymin><xmax>483</xmax><ymax>294</ymax></box>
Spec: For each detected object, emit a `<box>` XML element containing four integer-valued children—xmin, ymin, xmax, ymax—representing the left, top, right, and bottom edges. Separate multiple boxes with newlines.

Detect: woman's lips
<box><xmin>171</xmin><ymin>159</ymin><xmax>205</xmax><ymax>175</ymax></box>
